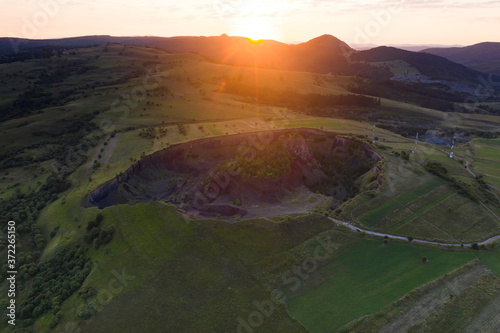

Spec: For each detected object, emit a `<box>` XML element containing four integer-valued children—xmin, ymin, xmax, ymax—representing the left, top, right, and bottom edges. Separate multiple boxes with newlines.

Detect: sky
<box><xmin>2</xmin><ymin>0</ymin><xmax>500</xmax><ymax>46</ymax></box>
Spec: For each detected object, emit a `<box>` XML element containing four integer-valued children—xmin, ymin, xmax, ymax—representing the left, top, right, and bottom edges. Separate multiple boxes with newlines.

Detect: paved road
<box><xmin>329</xmin><ymin>217</ymin><xmax>500</xmax><ymax>247</ymax></box>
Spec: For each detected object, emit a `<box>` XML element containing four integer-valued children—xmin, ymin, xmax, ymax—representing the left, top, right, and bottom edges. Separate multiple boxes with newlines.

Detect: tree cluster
<box><xmin>219</xmin><ymin>141</ymin><xmax>292</xmax><ymax>180</ymax></box>
<box><xmin>84</xmin><ymin>213</ymin><xmax>115</xmax><ymax>249</ymax></box>
<box><xmin>18</xmin><ymin>249</ymin><xmax>92</xmax><ymax>323</ymax></box>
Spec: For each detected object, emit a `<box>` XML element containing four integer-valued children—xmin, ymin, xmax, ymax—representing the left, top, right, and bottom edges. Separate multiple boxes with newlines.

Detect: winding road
<box><xmin>329</xmin><ymin>217</ymin><xmax>500</xmax><ymax>247</ymax></box>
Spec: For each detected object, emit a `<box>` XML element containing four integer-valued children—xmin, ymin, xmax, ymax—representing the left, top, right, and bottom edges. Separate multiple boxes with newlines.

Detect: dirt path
<box><xmin>464</xmin><ymin>293</ymin><xmax>500</xmax><ymax>333</ymax></box>
<box><xmin>83</xmin><ymin>133</ymin><xmax>120</xmax><ymax>175</ymax></box>
<box><xmin>100</xmin><ymin>133</ymin><xmax>120</xmax><ymax>165</ymax></box>
<box><xmin>480</xmin><ymin>202</ymin><xmax>500</xmax><ymax>221</ymax></box>
<box><xmin>489</xmin><ymin>186</ymin><xmax>500</xmax><ymax>205</ymax></box>
<box><xmin>379</xmin><ymin>264</ymin><xmax>492</xmax><ymax>333</ymax></box>
<box><xmin>465</xmin><ymin>160</ymin><xmax>477</xmax><ymax>177</ymax></box>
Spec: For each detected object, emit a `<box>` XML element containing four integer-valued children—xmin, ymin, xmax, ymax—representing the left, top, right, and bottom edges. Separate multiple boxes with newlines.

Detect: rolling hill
<box><xmin>352</xmin><ymin>46</ymin><xmax>487</xmax><ymax>83</ymax></box>
<box><xmin>0</xmin><ymin>34</ymin><xmax>354</xmax><ymax>74</ymax></box>
<box><xmin>423</xmin><ymin>42</ymin><xmax>500</xmax><ymax>75</ymax></box>
<box><xmin>2</xmin><ymin>34</ymin><xmax>498</xmax><ymax>86</ymax></box>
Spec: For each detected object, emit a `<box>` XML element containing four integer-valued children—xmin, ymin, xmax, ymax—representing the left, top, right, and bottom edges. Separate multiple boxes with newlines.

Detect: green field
<box><xmin>285</xmin><ymin>239</ymin><xmax>477</xmax><ymax>332</ymax></box>
<box><xmin>390</xmin><ymin>189</ymin><xmax>456</xmax><ymax>232</ymax></box>
<box><xmin>472</xmin><ymin>138</ymin><xmax>500</xmax><ymax>189</ymax></box>
<box><xmin>357</xmin><ymin>177</ymin><xmax>446</xmax><ymax>227</ymax></box>
<box><xmin>340</xmin><ymin>260</ymin><xmax>500</xmax><ymax>333</ymax></box>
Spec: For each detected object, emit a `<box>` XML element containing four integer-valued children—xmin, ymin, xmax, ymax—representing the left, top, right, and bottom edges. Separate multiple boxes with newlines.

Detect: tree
<box><xmin>407</xmin><ymin>236</ymin><xmax>414</xmax><ymax>242</ymax></box>
<box><xmin>95</xmin><ymin>213</ymin><xmax>104</xmax><ymax>224</ymax></box>
<box><xmin>400</xmin><ymin>151</ymin><xmax>409</xmax><ymax>161</ymax></box>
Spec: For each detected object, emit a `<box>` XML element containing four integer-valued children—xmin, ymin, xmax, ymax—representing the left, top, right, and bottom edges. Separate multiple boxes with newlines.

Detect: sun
<box><xmin>233</xmin><ymin>17</ymin><xmax>280</xmax><ymax>41</ymax></box>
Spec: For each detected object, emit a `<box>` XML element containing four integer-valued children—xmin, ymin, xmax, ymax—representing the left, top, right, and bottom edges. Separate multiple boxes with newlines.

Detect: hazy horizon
<box><xmin>2</xmin><ymin>0</ymin><xmax>500</xmax><ymax>46</ymax></box>
<box><xmin>2</xmin><ymin>32</ymin><xmax>476</xmax><ymax>48</ymax></box>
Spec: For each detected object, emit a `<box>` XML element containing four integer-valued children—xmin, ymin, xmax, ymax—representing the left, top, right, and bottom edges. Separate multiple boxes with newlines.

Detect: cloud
<box><xmin>469</xmin><ymin>16</ymin><xmax>500</xmax><ymax>23</ymax></box>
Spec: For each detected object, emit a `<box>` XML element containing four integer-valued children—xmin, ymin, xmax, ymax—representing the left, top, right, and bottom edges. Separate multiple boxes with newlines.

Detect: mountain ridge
<box><xmin>1</xmin><ymin>34</ymin><xmax>498</xmax><ymax>85</ymax></box>
<box><xmin>422</xmin><ymin>42</ymin><xmax>500</xmax><ymax>75</ymax></box>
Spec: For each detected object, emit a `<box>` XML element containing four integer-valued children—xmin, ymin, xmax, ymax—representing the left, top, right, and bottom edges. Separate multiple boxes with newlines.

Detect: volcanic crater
<box><xmin>86</xmin><ymin>128</ymin><xmax>382</xmax><ymax>218</ymax></box>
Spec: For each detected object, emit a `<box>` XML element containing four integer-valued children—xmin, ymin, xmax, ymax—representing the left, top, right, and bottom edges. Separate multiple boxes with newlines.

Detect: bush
<box><xmin>425</xmin><ymin>162</ymin><xmax>448</xmax><ymax>176</ymax></box>
<box><xmin>400</xmin><ymin>151</ymin><xmax>409</xmax><ymax>161</ymax></box>
<box><xmin>95</xmin><ymin>213</ymin><xmax>104</xmax><ymax>224</ymax></box>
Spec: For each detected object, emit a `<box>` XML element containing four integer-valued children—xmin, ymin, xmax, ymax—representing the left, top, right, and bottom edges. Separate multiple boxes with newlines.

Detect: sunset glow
<box><xmin>2</xmin><ymin>0</ymin><xmax>500</xmax><ymax>45</ymax></box>
<box><xmin>233</xmin><ymin>17</ymin><xmax>281</xmax><ymax>41</ymax></box>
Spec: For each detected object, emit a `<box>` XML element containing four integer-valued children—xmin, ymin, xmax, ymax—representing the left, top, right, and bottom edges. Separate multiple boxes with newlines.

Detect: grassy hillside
<box><xmin>471</xmin><ymin>138</ymin><xmax>500</xmax><ymax>189</ymax></box>
<box><xmin>352</xmin><ymin>46</ymin><xmax>487</xmax><ymax>83</ymax></box>
<box><xmin>423</xmin><ymin>42</ymin><xmax>500</xmax><ymax>75</ymax></box>
<box><xmin>28</xmin><ymin>203</ymin><xmax>500</xmax><ymax>332</ymax></box>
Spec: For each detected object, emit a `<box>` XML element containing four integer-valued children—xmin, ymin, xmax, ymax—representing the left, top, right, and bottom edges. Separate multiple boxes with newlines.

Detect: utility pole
<box><xmin>412</xmin><ymin>132</ymin><xmax>419</xmax><ymax>154</ymax></box>
<box><xmin>372</xmin><ymin>123</ymin><xmax>376</xmax><ymax>144</ymax></box>
<box><xmin>449</xmin><ymin>135</ymin><xmax>456</xmax><ymax>159</ymax></box>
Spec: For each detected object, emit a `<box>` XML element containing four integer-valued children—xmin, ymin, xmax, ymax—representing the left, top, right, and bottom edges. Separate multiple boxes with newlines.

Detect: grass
<box><xmin>390</xmin><ymin>190</ymin><xmax>456</xmax><ymax>232</ymax></box>
<box><xmin>285</xmin><ymin>239</ymin><xmax>476</xmax><ymax>332</ymax></box>
<box><xmin>339</xmin><ymin>259</ymin><xmax>500</xmax><ymax>333</ymax></box>
<box><xmin>396</xmin><ymin>194</ymin><xmax>500</xmax><ymax>243</ymax></box>
<box><xmin>358</xmin><ymin>177</ymin><xmax>446</xmax><ymax>227</ymax></box>
<box><xmin>418</xmin><ymin>274</ymin><xmax>500</xmax><ymax>333</ymax></box>
<box><xmin>207</xmin><ymin>124</ymin><xmax>224</xmax><ymax>136</ymax></box>
<box><xmin>277</xmin><ymin>119</ymin><xmax>347</xmax><ymax>129</ymax></box>
<box><xmin>478</xmin><ymin>247</ymin><xmax>500</xmax><ymax>276</ymax></box>
<box><xmin>45</xmin><ymin>204</ymin><xmax>312</xmax><ymax>333</ymax></box>
<box><xmin>471</xmin><ymin>138</ymin><xmax>500</xmax><ymax>188</ymax></box>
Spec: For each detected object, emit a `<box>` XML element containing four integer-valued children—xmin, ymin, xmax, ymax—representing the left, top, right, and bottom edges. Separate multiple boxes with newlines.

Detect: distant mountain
<box><xmin>422</xmin><ymin>42</ymin><xmax>500</xmax><ymax>75</ymax></box>
<box><xmin>1</xmin><ymin>34</ymin><xmax>497</xmax><ymax>86</ymax></box>
<box><xmin>351</xmin><ymin>46</ymin><xmax>487</xmax><ymax>83</ymax></box>
<box><xmin>0</xmin><ymin>34</ymin><xmax>356</xmax><ymax>75</ymax></box>
<box><xmin>387</xmin><ymin>44</ymin><xmax>463</xmax><ymax>52</ymax></box>
<box><xmin>351</xmin><ymin>44</ymin><xmax>463</xmax><ymax>52</ymax></box>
